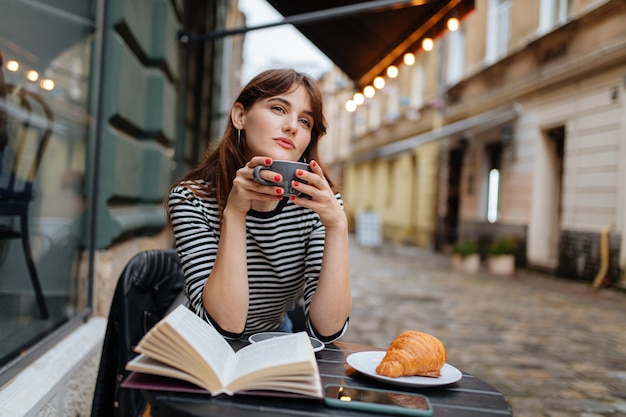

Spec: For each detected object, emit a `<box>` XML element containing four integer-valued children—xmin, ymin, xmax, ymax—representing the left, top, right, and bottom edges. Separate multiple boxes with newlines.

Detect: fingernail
<box><xmin>276</xmin><ymin>188</ymin><xmax>283</xmax><ymax>195</ymax></box>
<box><xmin>289</xmin><ymin>195</ymin><xmax>296</xmax><ymax>201</ymax></box>
<box><xmin>311</xmin><ymin>161</ymin><xmax>317</xmax><ymax>167</ymax></box>
<box><xmin>296</xmin><ymin>169</ymin><xmax>304</xmax><ymax>176</ymax></box>
<box><xmin>293</xmin><ymin>181</ymin><xmax>299</xmax><ymax>187</ymax></box>
<box><xmin>274</xmin><ymin>174</ymin><xmax>281</xmax><ymax>182</ymax></box>
<box><xmin>265</xmin><ymin>158</ymin><xmax>272</xmax><ymax>165</ymax></box>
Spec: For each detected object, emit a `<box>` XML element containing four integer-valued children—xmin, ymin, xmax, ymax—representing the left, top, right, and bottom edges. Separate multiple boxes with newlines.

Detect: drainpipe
<box><xmin>592</xmin><ymin>224</ymin><xmax>612</xmax><ymax>289</ymax></box>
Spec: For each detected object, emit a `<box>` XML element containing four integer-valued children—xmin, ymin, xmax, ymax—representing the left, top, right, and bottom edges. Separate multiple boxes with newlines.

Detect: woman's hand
<box><xmin>289</xmin><ymin>160</ymin><xmax>347</xmax><ymax>229</ymax></box>
<box><xmin>227</xmin><ymin>156</ymin><xmax>284</xmax><ymax>215</ymax></box>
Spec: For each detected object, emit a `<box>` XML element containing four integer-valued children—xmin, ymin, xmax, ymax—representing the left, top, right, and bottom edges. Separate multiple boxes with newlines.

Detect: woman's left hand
<box><xmin>290</xmin><ymin>160</ymin><xmax>346</xmax><ymax>229</ymax></box>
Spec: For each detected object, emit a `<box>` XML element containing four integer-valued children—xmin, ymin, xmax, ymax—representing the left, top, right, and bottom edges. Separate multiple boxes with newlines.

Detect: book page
<box><xmin>225</xmin><ymin>332</ymin><xmax>321</xmax><ymax>395</ymax></box>
<box><xmin>137</xmin><ymin>305</ymin><xmax>236</xmax><ymax>390</ymax></box>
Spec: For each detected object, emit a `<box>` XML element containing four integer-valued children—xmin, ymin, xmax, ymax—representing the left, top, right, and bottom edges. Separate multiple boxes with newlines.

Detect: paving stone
<box><xmin>343</xmin><ymin>238</ymin><xmax>626</xmax><ymax>417</ymax></box>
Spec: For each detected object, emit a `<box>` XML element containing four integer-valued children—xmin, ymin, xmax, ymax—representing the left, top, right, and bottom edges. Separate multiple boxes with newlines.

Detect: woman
<box><xmin>168</xmin><ymin>68</ymin><xmax>351</xmax><ymax>343</ymax></box>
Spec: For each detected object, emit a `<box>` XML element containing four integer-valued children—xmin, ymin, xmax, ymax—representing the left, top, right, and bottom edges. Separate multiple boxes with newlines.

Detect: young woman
<box><xmin>168</xmin><ymin>68</ymin><xmax>351</xmax><ymax>342</ymax></box>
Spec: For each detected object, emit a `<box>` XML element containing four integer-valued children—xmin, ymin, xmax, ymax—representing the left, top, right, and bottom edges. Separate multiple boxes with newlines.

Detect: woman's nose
<box><xmin>283</xmin><ymin>117</ymin><xmax>298</xmax><ymax>134</ymax></box>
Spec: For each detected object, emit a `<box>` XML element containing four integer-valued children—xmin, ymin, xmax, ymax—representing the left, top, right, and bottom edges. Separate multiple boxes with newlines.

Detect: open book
<box><xmin>125</xmin><ymin>305</ymin><xmax>323</xmax><ymax>398</ymax></box>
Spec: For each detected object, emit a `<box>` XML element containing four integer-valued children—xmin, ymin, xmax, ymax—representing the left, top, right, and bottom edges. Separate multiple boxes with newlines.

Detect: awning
<box><xmin>353</xmin><ymin>104</ymin><xmax>522</xmax><ymax>162</ymax></box>
<box><xmin>181</xmin><ymin>0</ymin><xmax>475</xmax><ymax>90</ymax></box>
<box><xmin>268</xmin><ymin>0</ymin><xmax>475</xmax><ymax>89</ymax></box>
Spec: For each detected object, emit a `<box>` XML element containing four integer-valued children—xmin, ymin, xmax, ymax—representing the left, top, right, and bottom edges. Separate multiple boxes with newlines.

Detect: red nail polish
<box><xmin>265</xmin><ymin>158</ymin><xmax>272</xmax><ymax>165</ymax></box>
<box><xmin>276</xmin><ymin>188</ymin><xmax>283</xmax><ymax>195</ymax></box>
<box><xmin>293</xmin><ymin>181</ymin><xmax>299</xmax><ymax>187</ymax></box>
<box><xmin>296</xmin><ymin>170</ymin><xmax>303</xmax><ymax>176</ymax></box>
<box><xmin>311</xmin><ymin>161</ymin><xmax>317</xmax><ymax>167</ymax></box>
<box><xmin>274</xmin><ymin>174</ymin><xmax>281</xmax><ymax>182</ymax></box>
<box><xmin>289</xmin><ymin>195</ymin><xmax>296</xmax><ymax>201</ymax></box>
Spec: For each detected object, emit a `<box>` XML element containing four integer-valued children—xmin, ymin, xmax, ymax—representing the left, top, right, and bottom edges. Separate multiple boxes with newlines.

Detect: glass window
<box><xmin>485</xmin><ymin>0</ymin><xmax>511</xmax><ymax>65</ymax></box>
<box><xmin>446</xmin><ymin>28</ymin><xmax>466</xmax><ymax>86</ymax></box>
<box><xmin>539</xmin><ymin>0</ymin><xmax>569</xmax><ymax>34</ymax></box>
<box><xmin>0</xmin><ymin>0</ymin><xmax>95</xmax><ymax>376</ymax></box>
<box><xmin>485</xmin><ymin>144</ymin><xmax>503</xmax><ymax>223</ymax></box>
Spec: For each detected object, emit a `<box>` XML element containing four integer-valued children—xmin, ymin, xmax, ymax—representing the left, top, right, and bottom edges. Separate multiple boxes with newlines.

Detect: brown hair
<box><xmin>173</xmin><ymin>68</ymin><xmax>334</xmax><ymax>218</ymax></box>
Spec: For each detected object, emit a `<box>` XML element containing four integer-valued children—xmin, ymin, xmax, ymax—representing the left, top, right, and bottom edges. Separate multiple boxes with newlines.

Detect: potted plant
<box><xmin>451</xmin><ymin>240</ymin><xmax>480</xmax><ymax>275</ymax></box>
<box><xmin>486</xmin><ymin>237</ymin><xmax>517</xmax><ymax>276</ymax></box>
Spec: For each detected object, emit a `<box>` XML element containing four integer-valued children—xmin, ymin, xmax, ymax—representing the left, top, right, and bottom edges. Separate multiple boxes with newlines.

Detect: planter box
<box><xmin>487</xmin><ymin>254</ymin><xmax>515</xmax><ymax>276</ymax></box>
<box><xmin>452</xmin><ymin>253</ymin><xmax>480</xmax><ymax>275</ymax></box>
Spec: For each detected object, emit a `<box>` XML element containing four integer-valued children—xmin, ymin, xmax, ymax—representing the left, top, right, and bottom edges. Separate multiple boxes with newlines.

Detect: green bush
<box><xmin>452</xmin><ymin>240</ymin><xmax>478</xmax><ymax>257</ymax></box>
<box><xmin>487</xmin><ymin>237</ymin><xmax>517</xmax><ymax>256</ymax></box>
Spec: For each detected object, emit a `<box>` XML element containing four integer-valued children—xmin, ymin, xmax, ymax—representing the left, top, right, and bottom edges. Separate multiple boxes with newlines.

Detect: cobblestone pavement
<box><xmin>341</xmin><ymin>239</ymin><xmax>626</xmax><ymax>417</ymax></box>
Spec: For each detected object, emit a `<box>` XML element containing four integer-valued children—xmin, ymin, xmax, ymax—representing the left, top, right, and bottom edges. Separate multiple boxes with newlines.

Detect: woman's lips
<box><xmin>274</xmin><ymin>138</ymin><xmax>295</xmax><ymax>150</ymax></box>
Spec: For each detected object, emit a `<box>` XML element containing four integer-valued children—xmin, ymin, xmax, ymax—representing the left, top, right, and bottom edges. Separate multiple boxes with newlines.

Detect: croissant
<box><xmin>375</xmin><ymin>331</ymin><xmax>447</xmax><ymax>378</ymax></box>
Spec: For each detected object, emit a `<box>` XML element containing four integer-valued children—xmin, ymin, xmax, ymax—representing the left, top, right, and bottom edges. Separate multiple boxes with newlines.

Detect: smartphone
<box><xmin>324</xmin><ymin>384</ymin><xmax>433</xmax><ymax>416</ymax></box>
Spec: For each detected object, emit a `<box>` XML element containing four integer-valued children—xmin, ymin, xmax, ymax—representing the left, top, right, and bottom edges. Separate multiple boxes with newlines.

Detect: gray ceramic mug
<box><xmin>252</xmin><ymin>160</ymin><xmax>311</xmax><ymax>197</ymax></box>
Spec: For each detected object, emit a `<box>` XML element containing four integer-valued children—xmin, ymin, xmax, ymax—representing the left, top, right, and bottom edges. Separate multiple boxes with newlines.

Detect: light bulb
<box><xmin>353</xmin><ymin>93</ymin><xmax>365</xmax><ymax>105</ymax></box>
<box><xmin>373</xmin><ymin>76</ymin><xmax>385</xmax><ymax>89</ymax></box>
<box><xmin>403</xmin><ymin>53</ymin><xmax>415</xmax><ymax>66</ymax></box>
<box><xmin>422</xmin><ymin>38</ymin><xmax>434</xmax><ymax>51</ymax></box>
<box><xmin>345</xmin><ymin>100</ymin><xmax>357</xmax><ymax>112</ymax></box>
<box><xmin>363</xmin><ymin>86</ymin><xmax>376</xmax><ymax>98</ymax></box>
<box><xmin>386</xmin><ymin>65</ymin><xmax>398</xmax><ymax>78</ymax></box>
<box><xmin>447</xmin><ymin>17</ymin><xmax>460</xmax><ymax>31</ymax></box>
<box><xmin>6</xmin><ymin>60</ymin><xmax>19</xmax><ymax>72</ymax></box>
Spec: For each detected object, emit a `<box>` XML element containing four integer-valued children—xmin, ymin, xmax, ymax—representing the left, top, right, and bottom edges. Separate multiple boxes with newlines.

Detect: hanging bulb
<box><xmin>422</xmin><ymin>38</ymin><xmax>434</xmax><ymax>51</ymax></box>
<box><xmin>403</xmin><ymin>53</ymin><xmax>415</xmax><ymax>66</ymax></box>
<box><xmin>386</xmin><ymin>65</ymin><xmax>398</xmax><ymax>78</ymax></box>
<box><xmin>447</xmin><ymin>17</ymin><xmax>460</xmax><ymax>31</ymax></box>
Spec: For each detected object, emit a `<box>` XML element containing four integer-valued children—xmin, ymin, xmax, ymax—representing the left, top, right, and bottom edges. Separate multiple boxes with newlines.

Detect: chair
<box><xmin>0</xmin><ymin>84</ymin><xmax>54</xmax><ymax>319</ymax></box>
<box><xmin>91</xmin><ymin>249</ymin><xmax>185</xmax><ymax>417</ymax></box>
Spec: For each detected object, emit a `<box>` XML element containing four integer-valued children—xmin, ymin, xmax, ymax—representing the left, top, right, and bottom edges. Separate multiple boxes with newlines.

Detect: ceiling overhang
<box><xmin>266</xmin><ymin>0</ymin><xmax>475</xmax><ymax>89</ymax></box>
<box><xmin>180</xmin><ymin>0</ymin><xmax>475</xmax><ymax>90</ymax></box>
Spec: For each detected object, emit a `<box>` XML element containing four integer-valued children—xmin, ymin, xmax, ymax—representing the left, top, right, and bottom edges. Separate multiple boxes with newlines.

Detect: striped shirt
<box><xmin>168</xmin><ymin>180</ymin><xmax>347</xmax><ymax>342</ymax></box>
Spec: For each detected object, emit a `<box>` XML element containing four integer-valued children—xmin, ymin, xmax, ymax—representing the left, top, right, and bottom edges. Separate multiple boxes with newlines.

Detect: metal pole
<box><xmin>179</xmin><ymin>0</ymin><xmax>447</xmax><ymax>42</ymax></box>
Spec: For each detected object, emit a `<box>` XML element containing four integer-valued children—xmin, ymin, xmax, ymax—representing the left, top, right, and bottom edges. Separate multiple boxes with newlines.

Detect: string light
<box><xmin>403</xmin><ymin>53</ymin><xmax>415</xmax><ymax>66</ymax></box>
<box><xmin>6</xmin><ymin>60</ymin><xmax>19</xmax><ymax>72</ymax></box>
<box><xmin>353</xmin><ymin>92</ymin><xmax>365</xmax><ymax>105</ymax></box>
<box><xmin>26</xmin><ymin>70</ymin><xmax>39</xmax><ymax>82</ymax></box>
<box><xmin>40</xmin><ymin>79</ymin><xmax>55</xmax><ymax>91</ymax></box>
<box><xmin>422</xmin><ymin>38</ymin><xmax>434</xmax><ymax>51</ymax></box>
<box><xmin>373</xmin><ymin>76</ymin><xmax>385</xmax><ymax>89</ymax></box>
<box><xmin>447</xmin><ymin>17</ymin><xmax>460</xmax><ymax>31</ymax></box>
<box><xmin>386</xmin><ymin>65</ymin><xmax>399</xmax><ymax>78</ymax></box>
<box><xmin>345</xmin><ymin>100</ymin><xmax>357</xmax><ymax>112</ymax></box>
<box><xmin>363</xmin><ymin>85</ymin><xmax>376</xmax><ymax>98</ymax></box>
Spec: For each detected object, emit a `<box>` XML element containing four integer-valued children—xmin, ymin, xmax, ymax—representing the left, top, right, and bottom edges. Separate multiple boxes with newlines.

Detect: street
<box><xmin>342</xmin><ymin>238</ymin><xmax>626</xmax><ymax>417</ymax></box>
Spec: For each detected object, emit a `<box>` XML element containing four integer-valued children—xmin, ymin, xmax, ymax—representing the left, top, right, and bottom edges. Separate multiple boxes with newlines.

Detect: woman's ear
<box><xmin>231</xmin><ymin>103</ymin><xmax>245</xmax><ymax>130</ymax></box>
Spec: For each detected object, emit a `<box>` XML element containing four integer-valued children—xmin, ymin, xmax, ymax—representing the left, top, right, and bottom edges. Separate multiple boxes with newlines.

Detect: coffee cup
<box><xmin>252</xmin><ymin>160</ymin><xmax>311</xmax><ymax>197</ymax></box>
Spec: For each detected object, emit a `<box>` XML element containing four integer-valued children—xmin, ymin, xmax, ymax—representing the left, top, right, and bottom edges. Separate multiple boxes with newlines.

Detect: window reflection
<box><xmin>0</xmin><ymin>0</ymin><xmax>95</xmax><ymax>369</ymax></box>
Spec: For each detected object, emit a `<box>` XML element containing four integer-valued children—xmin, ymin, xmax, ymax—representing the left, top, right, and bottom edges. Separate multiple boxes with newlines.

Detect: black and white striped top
<box><xmin>168</xmin><ymin>180</ymin><xmax>347</xmax><ymax>342</ymax></box>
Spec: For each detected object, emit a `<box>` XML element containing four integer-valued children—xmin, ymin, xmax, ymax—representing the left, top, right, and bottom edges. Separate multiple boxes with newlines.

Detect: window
<box><xmin>485</xmin><ymin>144</ymin><xmax>503</xmax><ymax>223</ymax></box>
<box><xmin>446</xmin><ymin>27</ymin><xmax>466</xmax><ymax>86</ymax></box>
<box><xmin>485</xmin><ymin>0</ymin><xmax>511</xmax><ymax>65</ymax></box>
<box><xmin>409</xmin><ymin>63</ymin><xmax>425</xmax><ymax>110</ymax></box>
<box><xmin>539</xmin><ymin>0</ymin><xmax>569</xmax><ymax>34</ymax></box>
<box><xmin>0</xmin><ymin>0</ymin><xmax>95</xmax><ymax>381</ymax></box>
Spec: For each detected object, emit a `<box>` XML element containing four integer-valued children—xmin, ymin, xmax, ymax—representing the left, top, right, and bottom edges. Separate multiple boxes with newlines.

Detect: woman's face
<box><xmin>233</xmin><ymin>85</ymin><xmax>314</xmax><ymax>161</ymax></box>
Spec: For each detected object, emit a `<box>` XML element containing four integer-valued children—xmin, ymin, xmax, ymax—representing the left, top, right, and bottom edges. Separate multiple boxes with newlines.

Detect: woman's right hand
<box><xmin>226</xmin><ymin>156</ymin><xmax>284</xmax><ymax>215</ymax></box>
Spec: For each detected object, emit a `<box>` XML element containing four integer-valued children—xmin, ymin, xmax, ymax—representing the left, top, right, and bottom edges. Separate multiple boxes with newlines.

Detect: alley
<box><xmin>342</xmin><ymin>239</ymin><xmax>626</xmax><ymax>417</ymax></box>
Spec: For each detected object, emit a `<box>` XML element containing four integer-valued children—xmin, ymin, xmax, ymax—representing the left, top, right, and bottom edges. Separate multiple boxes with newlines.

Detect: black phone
<box><xmin>324</xmin><ymin>384</ymin><xmax>433</xmax><ymax>416</ymax></box>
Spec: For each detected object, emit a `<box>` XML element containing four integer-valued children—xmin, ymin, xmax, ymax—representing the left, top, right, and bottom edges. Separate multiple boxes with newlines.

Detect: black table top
<box><xmin>144</xmin><ymin>340</ymin><xmax>512</xmax><ymax>417</ymax></box>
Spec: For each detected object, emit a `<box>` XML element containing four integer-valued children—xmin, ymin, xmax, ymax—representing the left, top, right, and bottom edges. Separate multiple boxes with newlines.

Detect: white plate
<box><xmin>248</xmin><ymin>332</ymin><xmax>325</xmax><ymax>352</ymax></box>
<box><xmin>346</xmin><ymin>351</ymin><xmax>462</xmax><ymax>387</ymax></box>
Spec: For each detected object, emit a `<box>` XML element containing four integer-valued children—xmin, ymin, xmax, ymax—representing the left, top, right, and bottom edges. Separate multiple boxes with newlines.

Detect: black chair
<box><xmin>0</xmin><ymin>84</ymin><xmax>54</xmax><ymax>319</ymax></box>
<box><xmin>91</xmin><ymin>249</ymin><xmax>186</xmax><ymax>417</ymax></box>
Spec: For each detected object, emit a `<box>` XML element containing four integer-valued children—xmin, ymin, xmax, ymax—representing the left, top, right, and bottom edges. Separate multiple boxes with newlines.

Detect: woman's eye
<box><xmin>272</xmin><ymin>105</ymin><xmax>286</xmax><ymax>113</ymax></box>
<box><xmin>299</xmin><ymin>118</ymin><xmax>312</xmax><ymax>128</ymax></box>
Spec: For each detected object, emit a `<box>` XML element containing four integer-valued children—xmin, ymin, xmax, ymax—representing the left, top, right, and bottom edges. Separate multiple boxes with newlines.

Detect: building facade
<box><xmin>0</xmin><ymin>0</ymin><xmax>243</xmax><ymax>415</ymax></box>
<box><xmin>337</xmin><ymin>0</ymin><xmax>626</xmax><ymax>284</ymax></box>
